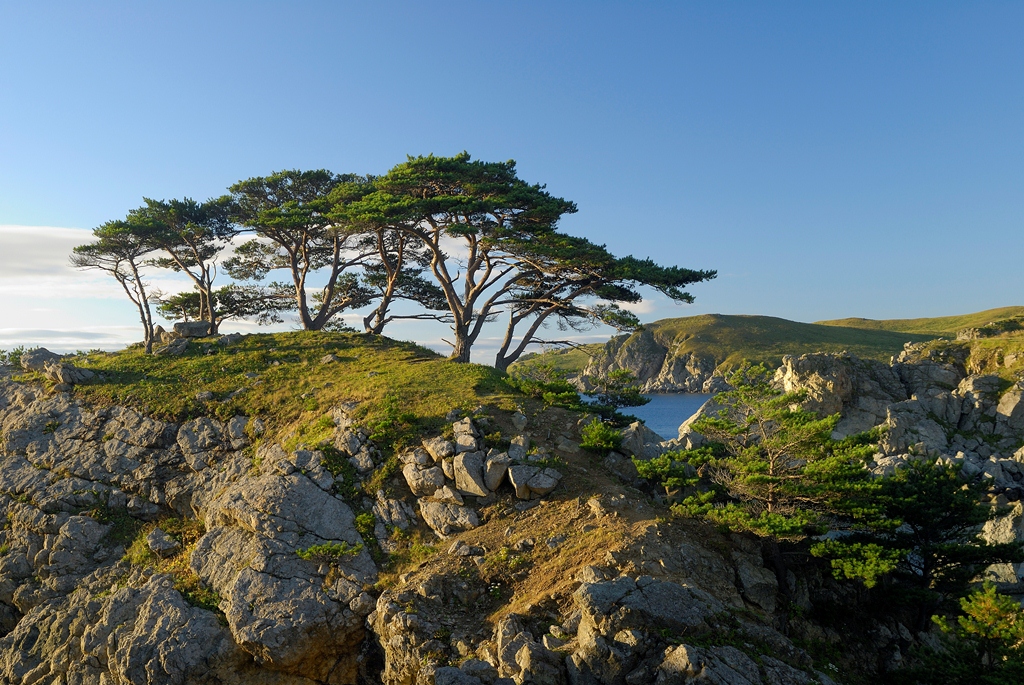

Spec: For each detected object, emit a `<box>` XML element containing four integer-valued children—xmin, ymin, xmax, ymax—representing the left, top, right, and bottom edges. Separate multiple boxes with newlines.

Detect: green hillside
<box><xmin>816</xmin><ymin>306</ymin><xmax>1024</xmax><ymax>336</ymax></box>
<box><xmin>24</xmin><ymin>332</ymin><xmax>518</xmax><ymax>443</ymax></box>
<box><xmin>645</xmin><ymin>314</ymin><xmax>935</xmax><ymax>367</ymax></box>
<box><xmin>511</xmin><ymin>313</ymin><xmax>941</xmax><ymax>378</ymax></box>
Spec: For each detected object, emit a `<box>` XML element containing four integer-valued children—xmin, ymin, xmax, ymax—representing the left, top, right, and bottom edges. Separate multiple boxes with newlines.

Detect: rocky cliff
<box><xmin>678</xmin><ymin>343</ymin><xmax>1024</xmax><ymax>591</ymax></box>
<box><xmin>580</xmin><ymin>328</ymin><xmax>726</xmax><ymax>394</ymax></box>
<box><xmin>0</xmin><ymin>342</ymin><xmax>870</xmax><ymax>685</ymax></box>
<box><xmin>3</xmin><ymin>333</ymin><xmax>1023</xmax><ymax>685</ymax></box>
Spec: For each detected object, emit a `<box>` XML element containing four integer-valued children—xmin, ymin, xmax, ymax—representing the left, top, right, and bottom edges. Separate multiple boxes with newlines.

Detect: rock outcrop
<box><xmin>580</xmin><ymin>330</ymin><xmax>725</xmax><ymax>393</ymax></box>
<box><xmin>0</xmin><ymin>380</ymin><xmax>376</xmax><ymax>683</ymax></box>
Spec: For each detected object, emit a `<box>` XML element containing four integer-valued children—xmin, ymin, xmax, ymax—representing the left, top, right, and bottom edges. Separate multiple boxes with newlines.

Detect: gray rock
<box><xmin>193</xmin><ymin>471</ymin><xmax>375</xmax><ymax>682</ymax></box>
<box><xmin>556</xmin><ymin>436</ymin><xmax>581</xmax><ymax>454</ymax></box>
<box><xmin>153</xmin><ymin>337</ymin><xmax>189</xmax><ymax>356</ymax></box>
<box><xmin>484</xmin><ymin>452</ymin><xmax>512</xmax><ymax>491</ymax></box>
<box><xmin>423</xmin><ymin>436</ymin><xmax>456</xmax><ymax>461</ymax></box>
<box><xmin>432</xmin><ymin>484</ymin><xmax>465</xmax><ymax>505</ymax></box>
<box><xmin>173</xmin><ymin>321</ymin><xmax>212</xmax><ymax>338</ymax></box>
<box><xmin>656</xmin><ymin>644</ymin><xmax>761</xmax><ymax>685</ymax></box>
<box><xmin>454</xmin><ymin>451</ymin><xmax>489</xmax><ymax>497</ymax></box>
<box><xmin>453</xmin><ymin>417</ymin><xmax>478</xmax><ymax>436</ymax></box>
<box><xmin>402</xmin><ymin>464</ymin><xmax>446</xmax><ymax>497</ymax></box>
<box><xmin>456</xmin><ymin>433</ymin><xmax>479</xmax><ymax>454</ymax></box>
<box><xmin>508</xmin><ymin>465</ymin><xmax>540</xmax><ymax>500</ymax></box>
<box><xmin>419</xmin><ymin>499</ymin><xmax>479</xmax><ymax>537</ymax></box>
<box><xmin>401</xmin><ymin>447</ymin><xmax>433</xmax><ymax>466</ymax></box>
<box><xmin>509</xmin><ymin>435</ymin><xmax>529</xmax><ymax>461</ymax></box>
<box><xmin>19</xmin><ymin>347</ymin><xmax>61</xmax><ymax>371</ymax></box>
<box><xmin>732</xmin><ymin>547</ymin><xmax>778</xmax><ymax>613</ymax></box>
<box><xmin>527</xmin><ymin>468</ymin><xmax>561</xmax><ymax>497</ymax></box>
<box><xmin>619</xmin><ymin>421</ymin><xmax>665</xmax><ymax>460</ymax></box>
<box><xmin>511</xmin><ymin>412</ymin><xmax>528</xmax><ymax>431</ymax></box>
<box><xmin>997</xmin><ymin>387</ymin><xmax>1024</xmax><ymax>436</ymax></box>
<box><xmin>146</xmin><ymin>528</ymin><xmax>181</xmax><ymax>558</ymax></box>
<box><xmin>435</xmin><ymin>666</ymin><xmax>484</xmax><ymax>685</ymax></box>
<box><xmin>217</xmin><ymin>332</ymin><xmax>243</xmax><ymax>346</ymax></box>
<box><xmin>42</xmin><ymin>361</ymin><xmax>94</xmax><ymax>385</ymax></box>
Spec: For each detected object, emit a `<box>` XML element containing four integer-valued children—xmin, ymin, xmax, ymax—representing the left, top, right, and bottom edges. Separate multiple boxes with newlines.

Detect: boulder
<box><xmin>527</xmin><ymin>468</ymin><xmax>562</xmax><ymax>498</ymax></box>
<box><xmin>146</xmin><ymin>528</ymin><xmax>181</xmax><ymax>558</ymax></box>
<box><xmin>419</xmin><ymin>499</ymin><xmax>479</xmax><ymax>537</ymax></box>
<box><xmin>41</xmin><ymin>361</ymin><xmax>94</xmax><ymax>385</ymax></box>
<box><xmin>997</xmin><ymin>386</ymin><xmax>1024</xmax><ymax>437</ymax></box>
<box><xmin>508</xmin><ymin>465</ymin><xmax>540</xmax><ymax>500</ymax></box>
<box><xmin>432</xmin><ymin>484</ymin><xmax>465</xmax><ymax>505</ymax></box>
<box><xmin>508</xmin><ymin>435</ymin><xmax>529</xmax><ymax>461</ymax></box>
<box><xmin>400</xmin><ymin>447</ymin><xmax>433</xmax><ymax>466</ymax></box>
<box><xmin>173</xmin><ymin>321</ymin><xmax>212</xmax><ymax>338</ymax></box>
<box><xmin>423</xmin><ymin>436</ymin><xmax>456</xmax><ymax>461</ymax></box>
<box><xmin>455</xmin><ymin>433</ymin><xmax>479</xmax><ymax>454</ymax></box>
<box><xmin>454</xmin><ymin>451</ymin><xmax>489</xmax><ymax>497</ymax></box>
<box><xmin>732</xmin><ymin>546</ymin><xmax>778</xmax><ymax>613</ymax></box>
<box><xmin>153</xmin><ymin>337</ymin><xmax>189</xmax><ymax>356</ymax></box>
<box><xmin>568</xmin><ymin>576</ymin><xmax>724</xmax><ymax>684</ymax></box>
<box><xmin>18</xmin><ymin>347</ymin><xmax>61</xmax><ymax>371</ymax></box>
<box><xmin>402</xmin><ymin>464</ymin><xmax>446</xmax><ymax>497</ymax></box>
<box><xmin>193</xmin><ymin>471</ymin><xmax>376</xmax><ymax>683</ymax></box>
<box><xmin>619</xmin><ymin>421</ymin><xmax>665</xmax><ymax>460</ymax></box>
<box><xmin>655</xmin><ymin>644</ymin><xmax>762</xmax><ymax>685</ymax></box>
<box><xmin>484</xmin><ymin>452</ymin><xmax>512</xmax><ymax>491</ymax></box>
<box><xmin>453</xmin><ymin>417</ymin><xmax>478</xmax><ymax>437</ymax></box>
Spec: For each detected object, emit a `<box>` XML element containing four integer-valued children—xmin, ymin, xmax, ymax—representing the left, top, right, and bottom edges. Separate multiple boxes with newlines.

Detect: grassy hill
<box><xmin>642</xmin><ymin>314</ymin><xmax>935</xmax><ymax>368</ymax></box>
<box><xmin>511</xmin><ymin>308</ymin><xmax>1024</xmax><ymax>378</ymax></box>
<box><xmin>816</xmin><ymin>306</ymin><xmax>1024</xmax><ymax>336</ymax></box>
<box><xmin>27</xmin><ymin>332</ymin><xmax>520</xmax><ymax>447</ymax></box>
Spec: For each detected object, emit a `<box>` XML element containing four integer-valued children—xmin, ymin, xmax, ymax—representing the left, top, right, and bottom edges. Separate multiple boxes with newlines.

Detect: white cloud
<box><xmin>0</xmin><ymin>225</ymin><xmax>93</xmax><ymax>275</ymax></box>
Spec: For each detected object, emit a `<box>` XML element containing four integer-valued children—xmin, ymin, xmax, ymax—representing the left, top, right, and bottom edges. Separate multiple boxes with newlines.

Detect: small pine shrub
<box><xmin>579</xmin><ymin>419</ymin><xmax>622</xmax><ymax>454</ymax></box>
<box><xmin>295</xmin><ymin>541</ymin><xmax>363</xmax><ymax>564</ymax></box>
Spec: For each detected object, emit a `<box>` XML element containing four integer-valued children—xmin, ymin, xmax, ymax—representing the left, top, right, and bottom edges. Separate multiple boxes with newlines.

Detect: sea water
<box><xmin>625</xmin><ymin>394</ymin><xmax>712</xmax><ymax>441</ymax></box>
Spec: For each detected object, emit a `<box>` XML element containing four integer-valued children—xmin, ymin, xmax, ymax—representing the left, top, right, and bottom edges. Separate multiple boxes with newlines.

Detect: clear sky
<box><xmin>1</xmin><ymin>1</ymin><xmax>1021</xmax><ymax>357</ymax></box>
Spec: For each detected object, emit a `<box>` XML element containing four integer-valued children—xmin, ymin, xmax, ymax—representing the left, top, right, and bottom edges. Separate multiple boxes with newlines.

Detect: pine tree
<box><xmin>652</xmin><ymin>364</ymin><xmax>878</xmax><ymax>595</ymax></box>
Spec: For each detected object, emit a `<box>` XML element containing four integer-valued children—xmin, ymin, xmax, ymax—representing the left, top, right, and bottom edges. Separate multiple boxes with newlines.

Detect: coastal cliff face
<box><xmin>580</xmin><ymin>329</ymin><xmax>725</xmax><ymax>394</ymax></box>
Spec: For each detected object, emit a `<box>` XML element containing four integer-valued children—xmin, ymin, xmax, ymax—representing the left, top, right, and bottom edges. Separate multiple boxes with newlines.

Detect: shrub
<box><xmin>295</xmin><ymin>541</ymin><xmax>363</xmax><ymax>564</ymax></box>
<box><xmin>579</xmin><ymin>419</ymin><xmax>622</xmax><ymax>454</ymax></box>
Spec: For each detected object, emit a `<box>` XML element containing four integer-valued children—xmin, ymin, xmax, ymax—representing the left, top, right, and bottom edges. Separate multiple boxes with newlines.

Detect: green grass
<box><xmin>59</xmin><ymin>331</ymin><xmax>520</xmax><ymax>443</ymax></box>
<box><xmin>512</xmin><ymin>344</ymin><xmax>603</xmax><ymax>375</ymax></box>
<box><xmin>817</xmin><ymin>306</ymin><xmax>1024</xmax><ymax>336</ymax></box>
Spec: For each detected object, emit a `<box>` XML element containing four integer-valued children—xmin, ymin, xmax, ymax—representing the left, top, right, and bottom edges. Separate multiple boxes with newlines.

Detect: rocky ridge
<box><xmin>0</xmin><ymin>348</ymin><xmax>859</xmax><ymax>685</ymax></box>
<box><xmin>4</xmin><ymin>336</ymin><xmax>1023</xmax><ymax>684</ymax></box>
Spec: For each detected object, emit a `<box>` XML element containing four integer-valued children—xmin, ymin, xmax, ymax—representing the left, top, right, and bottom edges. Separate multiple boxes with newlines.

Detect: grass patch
<box><xmin>67</xmin><ymin>332</ymin><xmax>521</xmax><ymax>443</ymax></box>
<box><xmin>122</xmin><ymin>517</ymin><xmax>223</xmax><ymax>616</ymax></box>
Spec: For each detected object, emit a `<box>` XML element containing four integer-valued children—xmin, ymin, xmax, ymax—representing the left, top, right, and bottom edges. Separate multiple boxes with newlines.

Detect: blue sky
<box><xmin>1</xmin><ymin>2</ymin><xmax>1022</xmax><ymax>356</ymax></box>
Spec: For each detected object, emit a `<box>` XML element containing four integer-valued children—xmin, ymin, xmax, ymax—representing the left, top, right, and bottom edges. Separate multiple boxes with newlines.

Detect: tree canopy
<box><xmin>72</xmin><ymin>153</ymin><xmax>715</xmax><ymax>359</ymax></box>
<box><xmin>70</xmin><ymin>220</ymin><xmax>158</xmax><ymax>353</ymax></box>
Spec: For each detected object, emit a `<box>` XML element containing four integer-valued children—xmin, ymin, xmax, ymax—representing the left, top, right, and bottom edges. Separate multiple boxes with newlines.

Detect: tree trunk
<box><xmin>450</xmin><ymin>333</ymin><xmax>472</xmax><ymax>363</ymax></box>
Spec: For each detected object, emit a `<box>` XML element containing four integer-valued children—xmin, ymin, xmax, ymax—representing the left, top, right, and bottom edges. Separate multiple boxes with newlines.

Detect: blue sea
<box><xmin>626</xmin><ymin>394</ymin><xmax>713</xmax><ymax>441</ymax></box>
